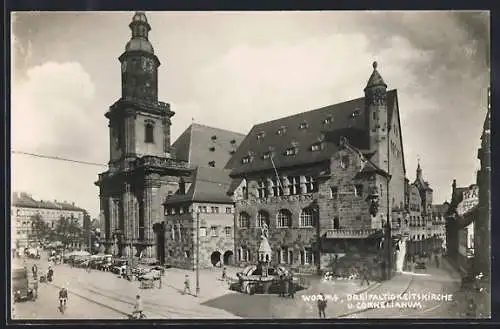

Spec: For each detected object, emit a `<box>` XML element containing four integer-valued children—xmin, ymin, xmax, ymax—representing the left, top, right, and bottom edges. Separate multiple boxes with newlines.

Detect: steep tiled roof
<box><xmin>166</xmin><ymin>166</ymin><xmax>233</xmax><ymax>204</ymax></box>
<box><xmin>172</xmin><ymin>123</ymin><xmax>246</xmax><ymax>169</ymax></box>
<box><xmin>12</xmin><ymin>192</ymin><xmax>85</xmax><ymax>211</ymax></box>
<box><xmin>226</xmin><ymin>90</ymin><xmax>397</xmax><ymax>175</ymax></box>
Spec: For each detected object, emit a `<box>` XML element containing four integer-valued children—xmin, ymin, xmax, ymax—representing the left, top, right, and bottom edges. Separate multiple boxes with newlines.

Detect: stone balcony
<box><xmin>132</xmin><ymin>155</ymin><xmax>190</xmax><ymax>170</ymax></box>
<box><xmin>324</xmin><ymin>228</ymin><xmax>380</xmax><ymax>239</ymax></box>
<box><xmin>108</xmin><ymin>96</ymin><xmax>173</xmax><ymax>117</ymax></box>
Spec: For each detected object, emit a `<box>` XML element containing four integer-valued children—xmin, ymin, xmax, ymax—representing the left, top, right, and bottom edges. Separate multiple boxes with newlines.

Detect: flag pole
<box><xmin>270</xmin><ymin>154</ymin><xmax>285</xmax><ymax>192</ymax></box>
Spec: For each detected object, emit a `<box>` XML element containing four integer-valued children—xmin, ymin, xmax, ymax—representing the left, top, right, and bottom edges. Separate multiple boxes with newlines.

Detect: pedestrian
<box><xmin>360</xmin><ymin>264</ymin><xmax>370</xmax><ymax>286</ymax></box>
<box><xmin>317</xmin><ymin>293</ymin><xmax>327</xmax><ymax>319</ymax></box>
<box><xmin>288</xmin><ymin>274</ymin><xmax>295</xmax><ymax>298</ymax></box>
<box><xmin>278</xmin><ymin>275</ymin><xmax>285</xmax><ymax>297</ymax></box>
<box><xmin>283</xmin><ymin>274</ymin><xmax>290</xmax><ymax>297</ymax></box>
<box><xmin>183</xmin><ymin>274</ymin><xmax>191</xmax><ymax>295</ymax></box>
<box><xmin>222</xmin><ymin>267</ymin><xmax>227</xmax><ymax>281</ymax></box>
<box><xmin>32</xmin><ymin>264</ymin><xmax>38</xmax><ymax>278</ymax></box>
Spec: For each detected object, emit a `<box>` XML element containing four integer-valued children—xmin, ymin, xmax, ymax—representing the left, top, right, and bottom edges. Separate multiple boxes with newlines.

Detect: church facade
<box><xmin>95</xmin><ymin>12</ymin><xmax>192</xmax><ymax>260</ymax></box>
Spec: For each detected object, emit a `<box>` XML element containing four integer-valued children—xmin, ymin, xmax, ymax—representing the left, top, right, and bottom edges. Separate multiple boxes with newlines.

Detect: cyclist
<box><xmin>59</xmin><ymin>287</ymin><xmax>68</xmax><ymax>311</ymax></box>
<box><xmin>132</xmin><ymin>295</ymin><xmax>144</xmax><ymax>319</ymax></box>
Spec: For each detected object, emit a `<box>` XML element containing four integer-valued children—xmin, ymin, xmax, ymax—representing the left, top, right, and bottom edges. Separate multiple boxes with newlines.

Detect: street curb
<box><xmin>49</xmin><ymin>282</ymin><xmax>129</xmax><ymax>317</ymax></box>
<box><xmin>336</xmin><ymin>275</ymin><xmax>415</xmax><ymax>318</ymax></box>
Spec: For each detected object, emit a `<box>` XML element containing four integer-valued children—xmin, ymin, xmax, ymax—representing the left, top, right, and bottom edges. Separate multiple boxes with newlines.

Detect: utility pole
<box><xmin>196</xmin><ymin>210</ymin><xmax>200</xmax><ymax>297</ymax></box>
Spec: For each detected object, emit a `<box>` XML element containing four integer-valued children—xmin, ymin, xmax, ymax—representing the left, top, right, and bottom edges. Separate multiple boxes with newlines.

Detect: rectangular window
<box><xmin>288</xmin><ymin>176</ymin><xmax>301</xmax><ymax>195</ymax></box>
<box><xmin>285</xmin><ymin>148</ymin><xmax>296</xmax><ymax>156</ymax></box>
<box><xmin>311</xmin><ymin>143</ymin><xmax>321</xmax><ymax>151</ymax></box>
<box><xmin>211</xmin><ymin>206</ymin><xmax>219</xmax><ymax>214</ymax></box>
<box><xmin>305</xmin><ymin>248</ymin><xmax>313</xmax><ymax>265</ymax></box>
<box><xmin>226</xmin><ymin>207</ymin><xmax>232</xmax><ymax>214</ymax></box>
<box><xmin>199</xmin><ymin>227</ymin><xmax>207</xmax><ymax>237</ymax></box>
<box><xmin>355</xmin><ymin>184</ymin><xmax>364</xmax><ymax>197</ymax></box>
<box><xmin>241</xmin><ymin>248</ymin><xmax>248</xmax><ymax>262</ymax></box>
<box><xmin>281</xmin><ymin>247</ymin><xmax>288</xmax><ymax>264</ymax></box>
<box><xmin>210</xmin><ymin>226</ymin><xmax>218</xmax><ymax>237</ymax></box>
<box><xmin>242</xmin><ymin>186</ymin><xmax>248</xmax><ymax>200</ymax></box>
<box><xmin>356</xmin><ymin>215</ymin><xmax>362</xmax><ymax>221</ymax></box>
<box><xmin>330</xmin><ymin>186</ymin><xmax>338</xmax><ymax>199</ymax></box>
<box><xmin>225</xmin><ymin>226</ymin><xmax>232</xmax><ymax>237</ymax></box>
<box><xmin>305</xmin><ymin>176</ymin><xmax>318</xmax><ymax>193</ymax></box>
<box><xmin>272</xmin><ymin>178</ymin><xmax>283</xmax><ymax>196</ymax></box>
<box><xmin>257</xmin><ymin>179</ymin><xmax>268</xmax><ymax>198</ymax></box>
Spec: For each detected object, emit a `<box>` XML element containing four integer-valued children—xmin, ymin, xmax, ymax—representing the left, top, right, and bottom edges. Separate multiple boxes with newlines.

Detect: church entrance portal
<box><xmin>210</xmin><ymin>251</ymin><xmax>221</xmax><ymax>267</ymax></box>
<box><xmin>223</xmin><ymin>250</ymin><xmax>234</xmax><ymax>265</ymax></box>
<box><xmin>153</xmin><ymin>222</ymin><xmax>166</xmax><ymax>265</ymax></box>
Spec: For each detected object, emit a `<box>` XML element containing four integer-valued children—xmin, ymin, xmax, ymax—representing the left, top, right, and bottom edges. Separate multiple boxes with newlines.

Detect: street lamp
<box><xmin>195</xmin><ymin>209</ymin><xmax>200</xmax><ymax>297</ymax></box>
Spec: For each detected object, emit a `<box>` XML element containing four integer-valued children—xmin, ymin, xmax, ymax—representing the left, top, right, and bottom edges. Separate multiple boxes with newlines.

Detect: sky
<box><xmin>11</xmin><ymin>11</ymin><xmax>490</xmax><ymax>219</ymax></box>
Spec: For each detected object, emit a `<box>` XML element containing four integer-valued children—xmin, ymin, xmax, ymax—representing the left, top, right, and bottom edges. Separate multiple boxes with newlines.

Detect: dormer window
<box><xmin>262</xmin><ymin>152</ymin><xmax>272</xmax><ymax>160</ymax></box>
<box><xmin>351</xmin><ymin>110</ymin><xmax>360</xmax><ymax>118</ymax></box>
<box><xmin>311</xmin><ymin>143</ymin><xmax>322</xmax><ymax>152</ymax></box>
<box><xmin>256</xmin><ymin>131</ymin><xmax>265</xmax><ymax>140</ymax></box>
<box><xmin>323</xmin><ymin>116</ymin><xmax>334</xmax><ymax>124</ymax></box>
<box><xmin>229</xmin><ymin>150</ymin><xmax>236</xmax><ymax>155</ymax></box>
<box><xmin>285</xmin><ymin>148</ymin><xmax>297</xmax><ymax>156</ymax></box>
<box><xmin>276</xmin><ymin>126</ymin><xmax>287</xmax><ymax>136</ymax></box>
<box><xmin>209</xmin><ymin>146</ymin><xmax>215</xmax><ymax>152</ymax></box>
<box><xmin>211</xmin><ymin>135</ymin><xmax>217</xmax><ymax>141</ymax></box>
<box><xmin>208</xmin><ymin>161</ymin><xmax>216</xmax><ymax>167</ymax></box>
<box><xmin>230</xmin><ymin>139</ymin><xmax>236</xmax><ymax>145</ymax></box>
<box><xmin>241</xmin><ymin>156</ymin><xmax>251</xmax><ymax>164</ymax></box>
<box><xmin>299</xmin><ymin>122</ymin><xmax>308</xmax><ymax>130</ymax></box>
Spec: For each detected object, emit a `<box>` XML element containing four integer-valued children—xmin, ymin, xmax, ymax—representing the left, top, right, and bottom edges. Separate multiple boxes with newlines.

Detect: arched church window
<box><xmin>145</xmin><ymin>122</ymin><xmax>155</xmax><ymax>143</ymax></box>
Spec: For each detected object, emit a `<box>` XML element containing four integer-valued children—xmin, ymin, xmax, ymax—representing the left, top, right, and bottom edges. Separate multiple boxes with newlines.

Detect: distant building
<box><xmin>11</xmin><ymin>192</ymin><xmax>87</xmax><ymax>249</ymax></box>
<box><xmin>164</xmin><ymin>166</ymin><xmax>235</xmax><ymax>269</ymax></box>
<box><xmin>404</xmin><ymin>163</ymin><xmax>444</xmax><ymax>256</ymax></box>
<box><xmin>446</xmin><ymin>182</ymin><xmax>479</xmax><ymax>276</ymax></box>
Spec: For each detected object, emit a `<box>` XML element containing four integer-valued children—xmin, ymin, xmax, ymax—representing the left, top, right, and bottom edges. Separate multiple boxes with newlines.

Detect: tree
<box><xmin>30</xmin><ymin>214</ymin><xmax>50</xmax><ymax>244</ymax></box>
<box><xmin>55</xmin><ymin>215</ymin><xmax>83</xmax><ymax>248</ymax></box>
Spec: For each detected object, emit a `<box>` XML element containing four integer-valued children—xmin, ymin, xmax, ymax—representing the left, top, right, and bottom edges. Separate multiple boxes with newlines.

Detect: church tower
<box><xmin>364</xmin><ymin>61</ymin><xmax>389</xmax><ymax>173</ymax></box>
<box><xmin>96</xmin><ymin>12</ymin><xmax>192</xmax><ymax>261</ymax></box>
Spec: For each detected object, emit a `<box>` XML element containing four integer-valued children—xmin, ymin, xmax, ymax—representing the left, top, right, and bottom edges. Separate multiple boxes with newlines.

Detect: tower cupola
<box><xmin>125</xmin><ymin>11</ymin><xmax>154</xmax><ymax>54</ymax></box>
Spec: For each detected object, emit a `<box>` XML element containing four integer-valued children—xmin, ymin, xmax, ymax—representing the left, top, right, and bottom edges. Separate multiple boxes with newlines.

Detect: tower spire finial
<box><xmin>373</xmin><ymin>61</ymin><xmax>378</xmax><ymax>70</ymax></box>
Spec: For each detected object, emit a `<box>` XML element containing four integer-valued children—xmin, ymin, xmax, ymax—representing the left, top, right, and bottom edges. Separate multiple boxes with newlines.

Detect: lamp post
<box><xmin>195</xmin><ymin>210</ymin><xmax>200</xmax><ymax>297</ymax></box>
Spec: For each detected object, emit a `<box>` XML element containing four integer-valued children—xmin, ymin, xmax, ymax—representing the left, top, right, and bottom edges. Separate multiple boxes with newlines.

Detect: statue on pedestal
<box><xmin>258</xmin><ymin>223</ymin><xmax>272</xmax><ymax>273</ymax></box>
